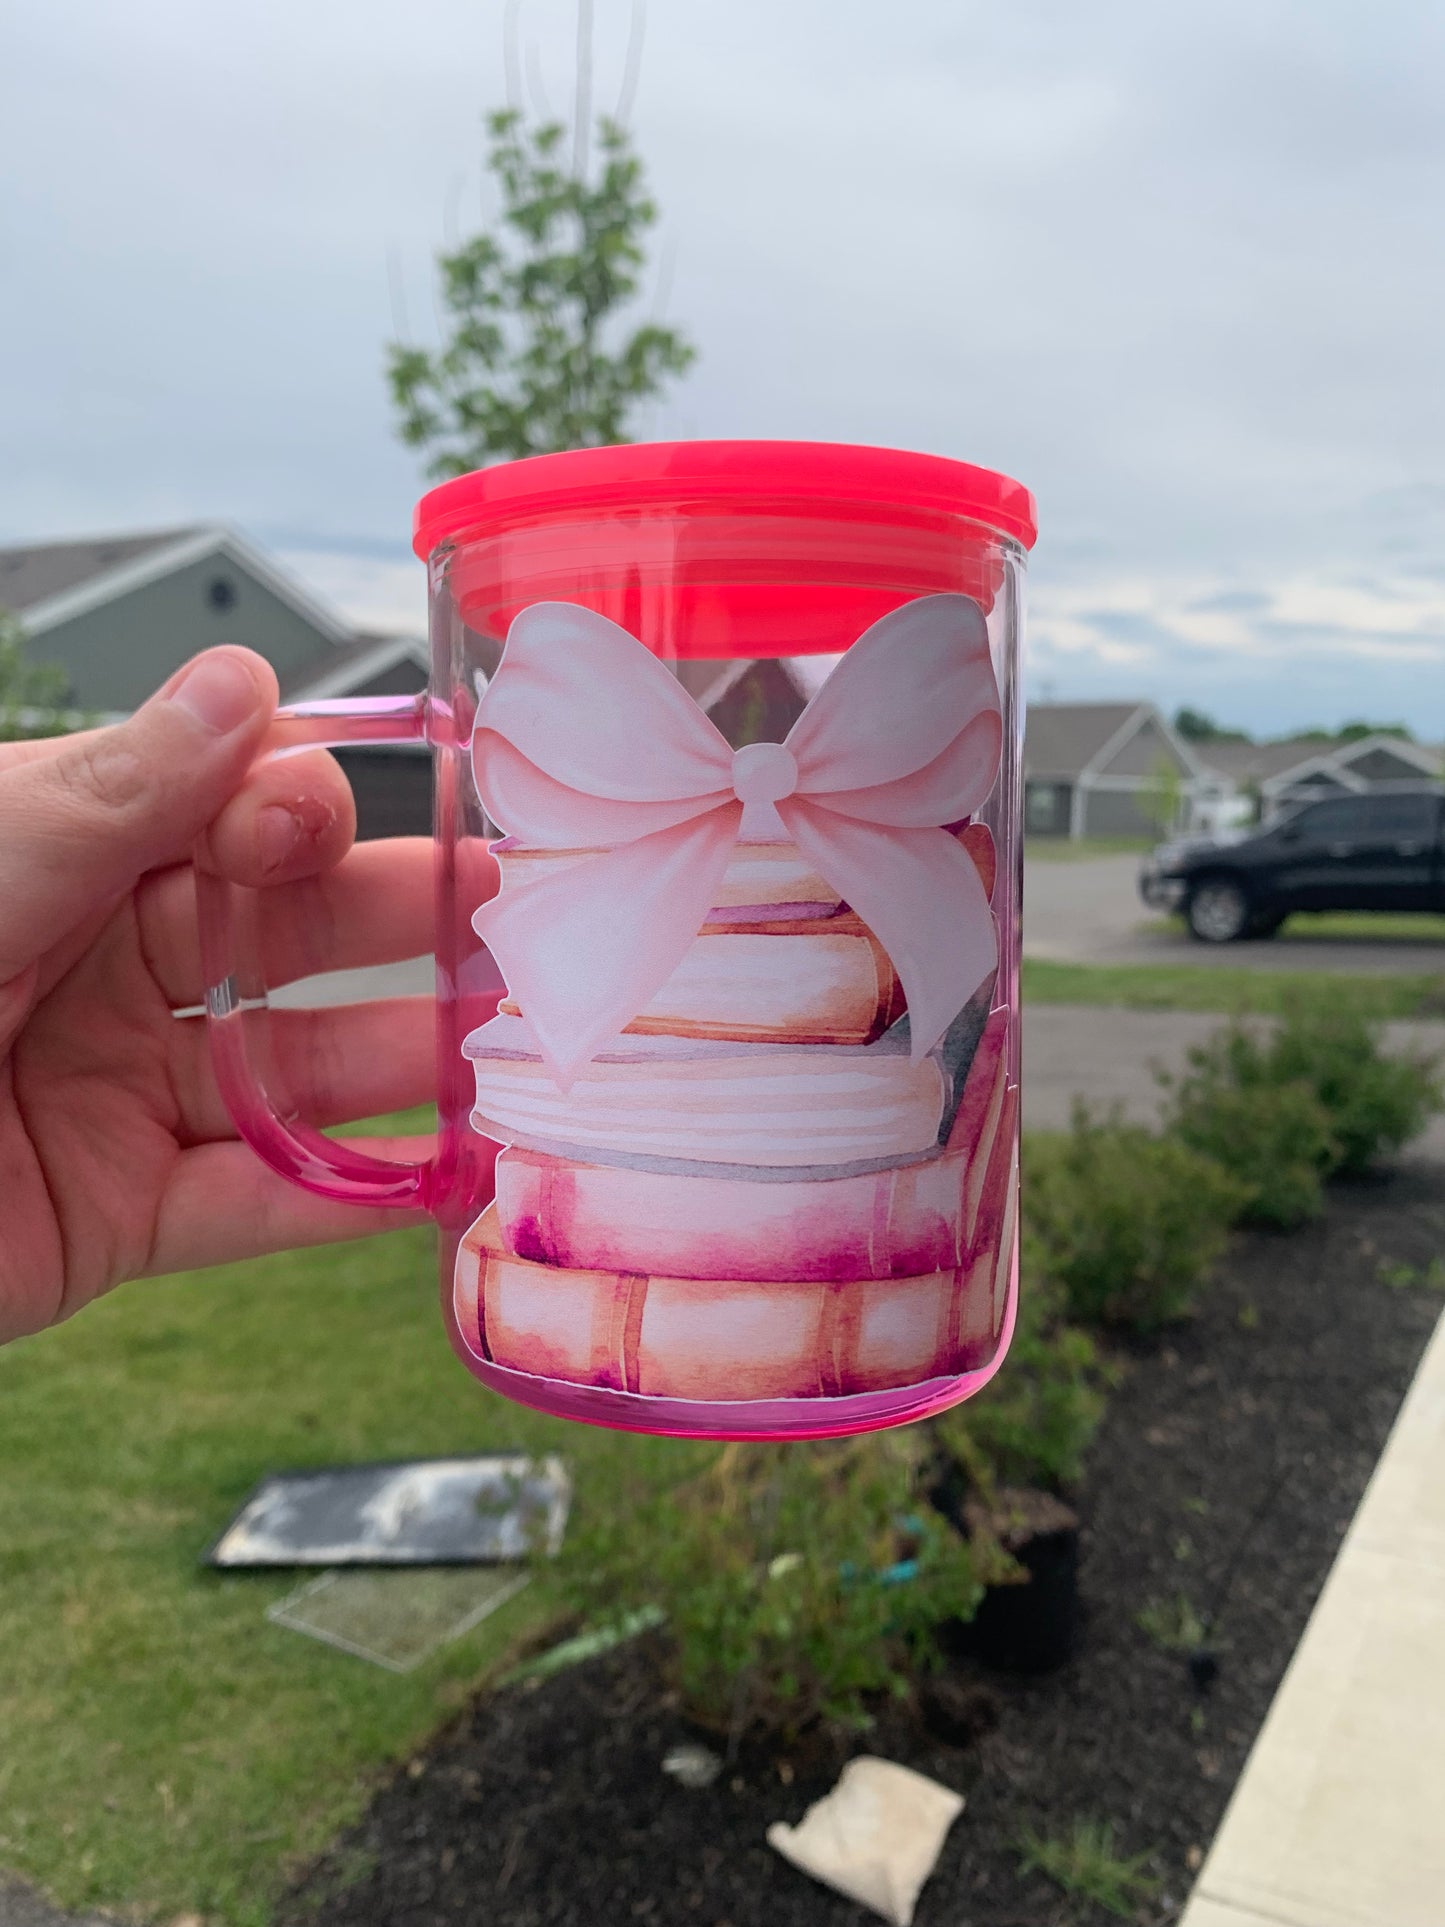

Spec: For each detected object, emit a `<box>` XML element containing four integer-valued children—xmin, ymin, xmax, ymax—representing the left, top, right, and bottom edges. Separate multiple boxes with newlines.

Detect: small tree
<box><xmin>1173</xmin><ymin>706</ymin><xmax>1251</xmax><ymax>745</ymax></box>
<box><xmin>389</xmin><ymin>107</ymin><xmax>695</xmax><ymax>476</ymax></box>
<box><xmin>0</xmin><ymin>609</ymin><xmax>70</xmax><ymax>742</ymax></box>
<box><xmin>1333</xmin><ymin>720</ymin><xmax>1412</xmax><ymax>743</ymax></box>
<box><xmin>1141</xmin><ymin>754</ymin><xmax>1185</xmax><ymax>837</ymax></box>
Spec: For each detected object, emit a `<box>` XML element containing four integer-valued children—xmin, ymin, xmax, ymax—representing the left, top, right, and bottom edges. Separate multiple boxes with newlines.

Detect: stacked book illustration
<box><xmin>454</xmin><ymin>832</ymin><xmax>1017</xmax><ymax>1406</ymax></box>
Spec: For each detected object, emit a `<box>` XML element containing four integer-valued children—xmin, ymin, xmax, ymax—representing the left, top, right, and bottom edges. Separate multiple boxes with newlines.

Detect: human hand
<box><xmin>0</xmin><ymin>647</ymin><xmax>440</xmax><ymax>1345</ymax></box>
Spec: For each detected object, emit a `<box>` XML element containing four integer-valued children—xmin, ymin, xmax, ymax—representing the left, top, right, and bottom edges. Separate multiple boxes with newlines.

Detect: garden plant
<box><xmin>561</xmin><ymin>1433</ymin><xmax>992</xmax><ymax>1741</ymax></box>
<box><xmin>1163</xmin><ymin>1001</ymin><xmax>1442</xmax><ymax>1224</ymax></box>
<box><xmin>1024</xmin><ymin>1106</ymin><xmax>1245</xmax><ymax>1331</ymax></box>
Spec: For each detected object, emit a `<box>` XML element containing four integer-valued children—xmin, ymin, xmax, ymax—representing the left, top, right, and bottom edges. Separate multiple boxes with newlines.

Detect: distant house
<box><xmin>1193</xmin><ymin>733</ymin><xmax>1445</xmax><ymax>819</ymax></box>
<box><xmin>0</xmin><ymin>525</ymin><xmax>430</xmax><ymax>835</ymax></box>
<box><xmin>1023</xmin><ymin>701</ymin><xmax>1210</xmax><ymax>839</ymax></box>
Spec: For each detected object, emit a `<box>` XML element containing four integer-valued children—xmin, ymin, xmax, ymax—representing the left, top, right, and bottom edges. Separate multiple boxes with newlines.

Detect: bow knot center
<box><xmin>731</xmin><ymin>741</ymin><xmax>798</xmax><ymax>807</ymax></box>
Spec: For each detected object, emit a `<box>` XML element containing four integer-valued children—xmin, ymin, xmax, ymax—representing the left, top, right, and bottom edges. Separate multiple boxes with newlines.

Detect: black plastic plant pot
<box><xmin>947</xmin><ymin>1488</ymin><xmax>1083</xmax><ymax>1675</ymax></box>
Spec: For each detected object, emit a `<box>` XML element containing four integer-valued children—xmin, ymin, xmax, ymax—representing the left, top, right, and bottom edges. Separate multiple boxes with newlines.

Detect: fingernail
<box><xmin>256</xmin><ymin>804</ymin><xmax>300</xmax><ymax>874</ymax></box>
<box><xmin>166</xmin><ymin>652</ymin><xmax>261</xmax><ymax>736</ymax></box>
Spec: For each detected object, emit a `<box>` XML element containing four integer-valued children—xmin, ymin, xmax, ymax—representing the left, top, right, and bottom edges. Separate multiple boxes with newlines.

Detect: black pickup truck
<box><xmin>1139</xmin><ymin>785</ymin><xmax>1445</xmax><ymax>942</ymax></box>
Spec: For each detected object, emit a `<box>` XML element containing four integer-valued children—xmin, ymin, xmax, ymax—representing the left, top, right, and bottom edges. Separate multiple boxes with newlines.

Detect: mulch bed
<box><xmin>280</xmin><ymin>1166</ymin><xmax>1445</xmax><ymax>1927</ymax></box>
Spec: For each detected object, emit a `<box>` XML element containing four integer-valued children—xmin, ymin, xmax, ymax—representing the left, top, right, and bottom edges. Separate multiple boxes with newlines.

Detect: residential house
<box><xmin>1192</xmin><ymin>733</ymin><xmax>1444</xmax><ymax>820</ymax></box>
<box><xmin>1023</xmin><ymin>701</ymin><xmax>1209</xmax><ymax>838</ymax></box>
<box><xmin>0</xmin><ymin>525</ymin><xmax>431</xmax><ymax>836</ymax></box>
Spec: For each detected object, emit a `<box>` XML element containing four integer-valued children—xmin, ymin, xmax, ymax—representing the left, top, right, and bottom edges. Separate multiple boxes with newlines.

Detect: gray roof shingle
<box><xmin>1186</xmin><ymin>737</ymin><xmax>1332</xmax><ymax>781</ymax></box>
<box><xmin>1024</xmin><ymin>702</ymin><xmax>1143</xmax><ymax>779</ymax></box>
<box><xmin>0</xmin><ymin>528</ymin><xmax>205</xmax><ymax>615</ymax></box>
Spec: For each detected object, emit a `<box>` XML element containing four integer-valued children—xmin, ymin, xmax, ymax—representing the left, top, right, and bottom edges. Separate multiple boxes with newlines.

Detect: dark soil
<box><xmin>280</xmin><ymin>1167</ymin><xmax>1445</xmax><ymax>1927</ymax></box>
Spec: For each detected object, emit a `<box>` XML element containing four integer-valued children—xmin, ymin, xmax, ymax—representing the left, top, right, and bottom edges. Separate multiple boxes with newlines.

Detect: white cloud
<box><xmin>280</xmin><ymin>549</ymin><xmax>426</xmax><ymax>636</ymax></box>
<box><xmin>1028</xmin><ymin>567</ymin><xmax>1445</xmax><ymax>734</ymax></box>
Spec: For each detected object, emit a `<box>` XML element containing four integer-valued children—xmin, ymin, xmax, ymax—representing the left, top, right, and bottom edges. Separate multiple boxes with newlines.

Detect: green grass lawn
<box><xmin>0</xmin><ymin>1109</ymin><xmax>690</xmax><ymax>1923</ymax></box>
<box><xmin>1022</xmin><ymin>957</ymin><xmax>1445</xmax><ymax>1020</ymax></box>
<box><xmin>1141</xmin><ymin>910</ymin><xmax>1445</xmax><ymax>945</ymax></box>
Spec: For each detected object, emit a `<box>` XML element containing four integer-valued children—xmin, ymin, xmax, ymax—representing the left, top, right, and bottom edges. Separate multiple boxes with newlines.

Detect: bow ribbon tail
<box><xmin>474</xmin><ymin>806</ymin><xmax>742</xmax><ymax>1090</ymax></box>
<box><xmin>778</xmin><ymin>802</ymin><xmax>998</xmax><ymax>1060</ymax></box>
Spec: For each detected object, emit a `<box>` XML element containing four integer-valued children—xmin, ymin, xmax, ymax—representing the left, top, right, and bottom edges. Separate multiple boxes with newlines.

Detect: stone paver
<box><xmin>1181</xmin><ymin>1302</ymin><xmax>1445</xmax><ymax>1927</ymax></box>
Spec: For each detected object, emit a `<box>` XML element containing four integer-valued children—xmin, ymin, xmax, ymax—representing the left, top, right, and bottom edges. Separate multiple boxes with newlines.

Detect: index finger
<box><xmin>137</xmin><ymin>837</ymin><xmax>441</xmax><ymax>1008</ymax></box>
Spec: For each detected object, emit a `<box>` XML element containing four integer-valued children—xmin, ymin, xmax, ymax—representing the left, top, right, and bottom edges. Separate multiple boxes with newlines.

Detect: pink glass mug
<box><xmin>200</xmin><ymin>441</ymin><xmax>1034</xmax><ymax>1440</ymax></box>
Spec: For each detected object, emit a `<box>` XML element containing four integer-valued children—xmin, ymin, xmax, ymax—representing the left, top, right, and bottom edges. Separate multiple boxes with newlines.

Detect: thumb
<box><xmin>0</xmin><ymin>647</ymin><xmax>278</xmax><ymax>986</ymax></box>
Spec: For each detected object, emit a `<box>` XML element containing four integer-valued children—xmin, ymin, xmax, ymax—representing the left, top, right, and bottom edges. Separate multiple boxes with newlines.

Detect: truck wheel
<box><xmin>1187</xmin><ymin>876</ymin><xmax>1251</xmax><ymax>943</ymax></box>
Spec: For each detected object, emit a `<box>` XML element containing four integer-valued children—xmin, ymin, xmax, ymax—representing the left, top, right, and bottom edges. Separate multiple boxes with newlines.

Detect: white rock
<box><xmin>661</xmin><ymin>1742</ymin><xmax>722</xmax><ymax>1789</ymax></box>
<box><xmin>766</xmin><ymin>1755</ymin><xmax>964</xmax><ymax>1926</ymax></box>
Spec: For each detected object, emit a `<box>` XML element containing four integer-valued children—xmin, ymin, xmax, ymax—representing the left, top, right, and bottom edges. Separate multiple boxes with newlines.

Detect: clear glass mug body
<box><xmin>428</xmin><ymin>499</ymin><xmax>1024</xmax><ymax>1440</ymax></box>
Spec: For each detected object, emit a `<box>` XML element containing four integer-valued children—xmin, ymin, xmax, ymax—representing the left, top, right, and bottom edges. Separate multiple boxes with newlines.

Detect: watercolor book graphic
<box><xmin>453</xmin><ymin>593</ymin><xmax>1019</xmax><ymax>1406</ymax></box>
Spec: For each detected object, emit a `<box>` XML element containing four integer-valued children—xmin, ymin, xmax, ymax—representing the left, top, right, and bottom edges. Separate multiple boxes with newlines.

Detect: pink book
<box><xmin>453</xmin><ymin>1195</ymin><xmax>1011</xmax><ymax>1402</ymax></box>
<box><xmin>493</xmin><ymin>1004</ymin><xmax>1012</xmax><ymax>1281</ymax></box>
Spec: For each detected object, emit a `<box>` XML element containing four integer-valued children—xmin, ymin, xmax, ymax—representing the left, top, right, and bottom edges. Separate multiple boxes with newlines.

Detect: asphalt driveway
<box><xmin>1024</xmin><ymin>853</ymin><xmax>1445</xmax><ymax>976</ymax></box>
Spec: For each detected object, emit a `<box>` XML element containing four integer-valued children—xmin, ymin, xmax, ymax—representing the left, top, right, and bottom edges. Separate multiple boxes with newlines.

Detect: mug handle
<box><xmin>196</xmin><ymin>694</ymin><xmax>440</xmax><ymax>1210</ymax></box>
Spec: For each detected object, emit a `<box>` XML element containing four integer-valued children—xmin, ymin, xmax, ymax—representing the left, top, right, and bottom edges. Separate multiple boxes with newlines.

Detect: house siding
<box><xmin>27</xmin><ymin>553</ymin><xmax>337</xmax><ymax>711</ymax></box>
<box><xmin>334</xmin><ymin>748</ymin><xmax>433</xmax><ymax>841</ymax></box>
<box><xmin>1081</xmin><ymin>787</ymin><xmax>1161</xmax><ymax>837</ymax></box>
<box><xmin>344</xmin><ymin>658</ymin><xmax>429</xmax><ymax>700</ymax></box>
<box><xmin>706</xmin><ymin>660</ymin><xmax>808</xmax><ymax>748</ymax></box>
<box><xmin>1346</xmin><ymin>745</ymin><xmax>1431</xmax><ymax>783</ymax></box>
<box><xmin>1024</xmin><ymin>779</ymin><xmax>1073</xmax><ymax>836</ymax></box>
<box><xmin>1100</xmin><ymin>715</ymin><xmax>1192</xmax><ymax>780</ymax></box>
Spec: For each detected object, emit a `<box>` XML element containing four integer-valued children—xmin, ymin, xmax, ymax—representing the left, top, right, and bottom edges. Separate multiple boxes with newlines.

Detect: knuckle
<box><xmin>63</xmin><ymin>733</ymin><xmax>153</xmax><ymax>814</ymax></box>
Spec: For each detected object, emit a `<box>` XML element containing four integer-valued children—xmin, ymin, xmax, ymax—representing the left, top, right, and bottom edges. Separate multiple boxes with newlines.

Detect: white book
<box><xmin>463</xmin><ymin>1012</ymin><xmax>948</xmax><ymax>1172</ymax></box>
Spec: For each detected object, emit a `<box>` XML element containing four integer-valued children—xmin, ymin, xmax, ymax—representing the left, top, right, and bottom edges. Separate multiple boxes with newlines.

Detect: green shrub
<box><xmin>1269</xmin><ymin>1000</ymin><xmax>1442</xmax><ymax>1175</ymax></box>
<box><xmin>1025</xmin><ymin>1111</ymin><xmax>1244</xmax><ymax>1330</ymax></box>
<box><xmin>935</xmin><ymin>1270</ymin><xmax>1112</xmax><ymax>1490</ymax></box>
<box><xmin>1164</xmin><ymin>1003</ymin><xmax>1442</xmax><ymax>1193</ymax></box>
<box><xmin>1165</xmin><ymin>1056</ymin><xmax>1337</xmax><ymax>1227</ymax></box>
<box><xmin>561</xmin><ymin>1435</ymin><xmax>984</xmax><ymax>1740</ymax></box>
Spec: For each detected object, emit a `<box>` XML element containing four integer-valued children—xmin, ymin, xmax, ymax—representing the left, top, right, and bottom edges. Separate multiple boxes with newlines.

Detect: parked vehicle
<box><xmin>1139</xmin><ymin>786</ymin><xmax>1445</xmax><ymax>942</ymax></box>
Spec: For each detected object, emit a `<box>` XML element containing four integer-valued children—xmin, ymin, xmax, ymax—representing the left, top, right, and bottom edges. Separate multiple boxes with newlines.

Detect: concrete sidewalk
<box><xmin>1181</xmin><ymin>1297</ymin><xmax>1445</xmax><ymax>1927</ymax></box>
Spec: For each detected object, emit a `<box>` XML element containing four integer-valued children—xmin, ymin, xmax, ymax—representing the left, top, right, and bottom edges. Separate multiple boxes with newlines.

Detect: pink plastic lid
<box><xmin>414</xmin><ymin>440</ymin><xmax>1037</xmax><ymax>555</ymax></box>
<box><xmin>413</xmin><ymin>441</ymin><xmax>1036</xmax><ymax>660</ymax></box>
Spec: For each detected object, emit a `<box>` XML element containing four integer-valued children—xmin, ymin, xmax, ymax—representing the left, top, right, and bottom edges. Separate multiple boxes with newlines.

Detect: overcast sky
<box><xmin>3</xmin><ymin>0</ymin><xmax>1442</xmax><ymax>735</ymax></box>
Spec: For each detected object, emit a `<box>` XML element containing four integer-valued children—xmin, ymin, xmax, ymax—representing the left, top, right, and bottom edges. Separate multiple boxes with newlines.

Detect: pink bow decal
<box><xmin>472</xmin><ymin>594</ymin><xmax>1002</xmax><ymax>1087</ymax></box>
